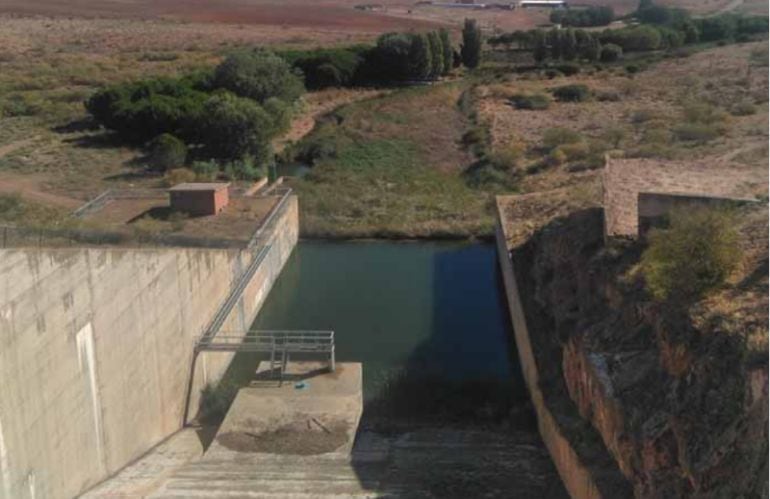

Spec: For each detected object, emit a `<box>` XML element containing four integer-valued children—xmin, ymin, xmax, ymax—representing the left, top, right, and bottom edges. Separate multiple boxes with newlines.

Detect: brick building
<box><xmin>168</xmin><ymin>183</ymin><xmax>230</xmax><ymax>216</ymax></box>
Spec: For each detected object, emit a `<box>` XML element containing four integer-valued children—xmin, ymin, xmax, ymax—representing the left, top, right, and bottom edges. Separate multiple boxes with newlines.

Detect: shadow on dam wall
<box><xmin>358</xmin><ymin>242</ymin><xmax>530</xmax><ymax>426</ymax></box>
<box><xmin>198</xmin><ymin>241</ymin><xmax>566</xmax><ymax>496</ymax></box>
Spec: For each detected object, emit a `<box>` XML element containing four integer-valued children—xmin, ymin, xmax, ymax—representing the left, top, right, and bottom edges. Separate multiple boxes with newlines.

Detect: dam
<box><xmin>0</xmin><ymin>190</ymin><xmax>567</xmax><ymax>498</ymax></box>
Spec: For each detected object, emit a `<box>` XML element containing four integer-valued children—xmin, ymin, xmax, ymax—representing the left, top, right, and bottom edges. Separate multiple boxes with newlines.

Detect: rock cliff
<box><xmin>513</xmin><ymin>206</ymin><xmax>768</xmax><ymax>498</ymax></box>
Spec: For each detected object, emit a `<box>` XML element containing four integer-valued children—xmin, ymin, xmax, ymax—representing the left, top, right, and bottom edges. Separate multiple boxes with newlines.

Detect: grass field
<box><xmin>287</xmin><ymin>84</ymin><xmax>499</xmax><ymax>238</ymax></box>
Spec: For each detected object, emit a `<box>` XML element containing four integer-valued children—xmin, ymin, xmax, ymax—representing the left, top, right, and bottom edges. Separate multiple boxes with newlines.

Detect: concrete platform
<box><xmin>205</xmin><ymin>361</ymin><xmax>363</xmax><ymax>459</ymax></box>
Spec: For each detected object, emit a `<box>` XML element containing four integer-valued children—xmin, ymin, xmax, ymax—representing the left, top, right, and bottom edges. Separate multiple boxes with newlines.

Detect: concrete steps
<box><xmin>147</xmin><ymin>430</ymin><xmax>568</xmax><ymax>498</ymax></box>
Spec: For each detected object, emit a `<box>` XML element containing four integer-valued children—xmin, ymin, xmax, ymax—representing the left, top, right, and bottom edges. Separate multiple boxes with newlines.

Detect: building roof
<box><xmin>168</xmin><ymin>183</ymin><xmax>231</xmax><ymax>192</ymax></box>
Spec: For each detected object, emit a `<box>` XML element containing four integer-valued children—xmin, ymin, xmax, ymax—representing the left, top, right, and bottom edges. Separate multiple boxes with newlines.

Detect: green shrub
<box><xmin>602</xmin><ymin>127</ymin><xmax>627</xmax><ymax>148</ymax></box>
<box><xmin>642</xmin><ymin>208</ymin><xmax>740</xmax><ymax>301</ymax></box>
<box><xmin>509</xmin><ymin>93</ymin><xmax>550</xmax><ymax>110</ymax></box>
<box><xmin>552</xmin><ymin>84</ymin><xmax>590</xmax><ymax>102</ymax></box>
<box><xmin>223</xmin><ymin>157</ymin><xmax>266</xmax><ymax>181</ymax></box>
<box><xmin>600</xmin><ymin>43</ymin><xmax>623</xmax><ymax>62</ymax></box>
<box><xmin>544</xmin><ymin>68</ymin><xmax>563</xmax><ymax>79</ymax></box>
<box><xmin>682</xmin><ymin>102</ymin><xmax>729</xmax><ymax>125</ymax></box>
<box><xmin>672</xmin><ymin>122</ymin><xmax>720</xmax><ymax>143</ymax></box>
<box><xmin>556</xmin><ymin>141</ymin><xmax>590</xmax><ymax>160</ymax></box>
<box><xmin>2</xmin><ymin>94</ymin><xmax>43</xmax><ymax>117</ymax></box>
<box><xmin>557</xmin><ymin>62</ymin><xmax>581</xmax><ymax>76</ymax></box>
<box><xmin>191</xmin><ymin>160</ymin><xmax>219</xmax><ymax>180</ymax></box>
<box><xmin>85</xmin><ymin>77</ymin><xmax>210</xmax><ymax>143</ymax></box>
<box><xmin>164</xmin><ymin>168</ymin><xmax>197</xmax><ymax>186</ymax></box>
<box><xmin>730</xmin><ymin>100</ymin><xmax>757</xmax><ymax>116</ymax></box>
<box><xmin>596</xmin><ymin>90</ymin><xmax>621</xmax><ymax>102</ymax></box>
<box><xmin>147</xmin><ymin>133</ymin><xmax>187</xmax><ymax>171</ymax></box>
<box><xmin>542</xmin><ymin>127</ymin><xmax>582</xmax><ymax>150</ymax></box>
<box><xmin>487</xmin><ymin>142</ymin><xmax>525</xmax><ymax>170</ymax></box>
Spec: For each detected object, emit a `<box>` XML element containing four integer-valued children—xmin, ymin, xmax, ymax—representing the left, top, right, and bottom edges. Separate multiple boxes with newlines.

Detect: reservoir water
<box><xmin>230</xmin><ymin>241</ymin><xmax>521</xmax><ymax>401</ymax></box>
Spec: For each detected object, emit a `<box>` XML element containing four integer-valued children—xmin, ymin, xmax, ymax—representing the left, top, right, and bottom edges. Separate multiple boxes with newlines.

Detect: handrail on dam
<box><xmin>197</xmin><ymin>330</ymin><xmax>336</xmax><ymax>381</ymax></box>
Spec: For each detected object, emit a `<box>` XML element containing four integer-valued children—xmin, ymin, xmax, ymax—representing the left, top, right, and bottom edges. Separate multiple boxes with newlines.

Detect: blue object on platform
<box><xmin>294</xmin><ymin>381</ymin><xmax>309</xmax><ymax>390</ymax></box>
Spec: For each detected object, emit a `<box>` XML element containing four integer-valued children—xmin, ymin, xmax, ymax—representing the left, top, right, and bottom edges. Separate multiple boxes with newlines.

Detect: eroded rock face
<box><xmin>515</xmin><ymin>209</ymin><xmax>768</xmax><ymax>498</ymax></box>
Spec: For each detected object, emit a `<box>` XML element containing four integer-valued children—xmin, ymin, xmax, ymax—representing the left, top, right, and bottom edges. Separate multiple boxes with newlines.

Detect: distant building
<box><xmin>168</xmin><ymin>183</ymin><xmax>230</xmax><ymax>216</ymax></box>
<box><xmin>518</xmin><ymin>0</ymin><xmax>567</xmax><ymax>7</ymax></box>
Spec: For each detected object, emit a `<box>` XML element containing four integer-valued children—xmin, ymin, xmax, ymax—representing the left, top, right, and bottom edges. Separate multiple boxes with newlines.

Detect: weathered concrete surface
<box><xmin>148</xmin><ymin>429</ymin><xmax>566</xmax><ymax>498</ymax></box>
<box><xmin>207</xmin><ymin>361</ymin><xmax>363</xmax><ymax>460</ymax></box>
<box><xmin>0</xmin><ymin>196</ymin><xmax>298</xmax><ymax>499</ymax></box>
<box><xmin>494</xmin><ymin>211</ymin><xmax>606</xmax><ymax>499</ymax></box>
<box><xmin>81</xmin><ymin>428</ymin><xmax>204</xmax><ymax>498</ymax></box>
<box><xmin>602</xmin><ymin>157</ymin><xmax>765</xmax><ymax>237</ymax></box>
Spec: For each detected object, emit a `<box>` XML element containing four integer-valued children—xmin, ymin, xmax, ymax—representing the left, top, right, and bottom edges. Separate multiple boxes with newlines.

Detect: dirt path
<box><xmin>0</xmin><ymin>173</ymin><xmax>82</xmax><ymax>209</ymax></box>
<box><xmin>273</xmin><ymin>89</ymin><xmax>384</xmax><ymax>153</ymax></box>
<box><xmin>716</xmin><ymin>0</ymin><xmax>744</xmax><ymax>14</ymax></box>
<box><xmin>0</xmin><ymin>136</ymin><xmax>40</xmax><ymax>159</ymax></box>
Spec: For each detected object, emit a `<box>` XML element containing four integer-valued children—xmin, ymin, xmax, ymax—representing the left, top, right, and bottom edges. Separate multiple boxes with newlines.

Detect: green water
<box><xmin>231</xmin><ymin>241</ymin><xmax>521</xmax><ymax>400</ymax></box>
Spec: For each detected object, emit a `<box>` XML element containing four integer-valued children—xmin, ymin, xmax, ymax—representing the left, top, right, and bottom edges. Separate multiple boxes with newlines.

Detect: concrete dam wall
<box><xmin>0</xmin><ymin>196</ymin><xmax>298</xmax><ymax>499</ymax></box>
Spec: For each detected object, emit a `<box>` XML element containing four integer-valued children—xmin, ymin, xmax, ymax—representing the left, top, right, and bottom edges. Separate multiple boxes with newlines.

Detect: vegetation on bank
<box><xmin>284</xmin><ymin>84</ymin><xmax>495</xmax><ymax>239</ymax></box>
<box><xmin>641</xmin><ymin>208</ymin><xmax>740</xmax><ymax>301</ymax></box>
<box><xmin>490</xmin><ymin>0</ymin><xmax>768</xmax><ymax>64</ymax></box>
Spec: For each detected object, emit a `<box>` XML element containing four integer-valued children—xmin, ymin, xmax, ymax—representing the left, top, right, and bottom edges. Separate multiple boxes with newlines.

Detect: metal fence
<box><xmin>0</xmin><ymin>187</ymin><xmax>294</xmax><ymax>250</ymax></box>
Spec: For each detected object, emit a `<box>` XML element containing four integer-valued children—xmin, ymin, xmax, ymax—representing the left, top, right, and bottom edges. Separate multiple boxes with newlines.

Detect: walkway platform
<box><xmin>206</xmin><ymin>361</ymin><xmax>363</xmax><ymax>459</ymax></box>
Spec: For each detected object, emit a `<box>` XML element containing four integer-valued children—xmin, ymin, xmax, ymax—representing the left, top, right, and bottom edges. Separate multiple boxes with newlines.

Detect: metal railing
<box><xmin>196</xmin><ymin>330</ymin><xmax>336</xmax><ymax>381</ymax></box>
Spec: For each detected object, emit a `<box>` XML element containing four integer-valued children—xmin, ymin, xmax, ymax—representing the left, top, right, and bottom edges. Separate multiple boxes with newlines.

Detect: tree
<box><xmin>681</xmin><ymin>20</ymin><xmax>700</xmax><ymax>43</ymax></box>
<box><xmin>461</xmin><ymin>18</ymin><xmax>483</xmax><ymax>69</ymax></box>
<box><xmin>533</xmin><ymin>30</ymin><xmax>548</xmax><ymax>63</ymax></box>
<box><xmin>439</xmin><ymin>28</ymin><xmax>454</xmax><ymax>75</ymax></box>
<box><xmin>548</xmin><ymin>28</ymin><xmax>562</xmax><ymax>59</ymax></box>
<box><xmin>199</xmin><ymin>92</ymin><xmax>275</xmax><ymax>162</ymax></box>
<box><xmin>408</xmin><ymin>33</ymin><xmax>433</xmax><ymax>79</ymax></box>
<box><xmin>147</xmin><ymin>133</ymin><xmax>187</xmax><ymax>171</ymax></box>
<box><xmin>214</xmin><ymin>49</ymin><xmax>305</xmax><ymax>103</ymax></box>
<box><xmin>427</xmin><ymin>31</ymin><xmax>445</xmax><ymax>78</ymax></box>
<box><xmin>600</xmin><ymin>43</ymin><xmax>623</xmax><ymax>62</ymax></box>
<box><xmin>562</xmin><ymin>29</ymin><xmax>578</xmax><ymax>60</ymax></box>
<box><xmin>576</xmin><ymin>30</ymin><xmax>601</xmax><ymax>61</ymax></box>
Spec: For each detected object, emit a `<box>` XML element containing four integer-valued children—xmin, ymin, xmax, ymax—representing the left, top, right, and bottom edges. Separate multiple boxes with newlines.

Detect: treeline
<box><xmin>491</xmin><ymin>1</ymin><xmax>767</xmax><ymax>63</ymax></box>
<box><xmin>86</xmin><ymin>49</ymin><xmax>302</xmax><ymax>173</ymax></box>
<box><xmin>277</xmin><ymin>29</ymin><xmax>455</xmax><ymax>90</ymax></box>
<box><xmin>550</xmin><ymin>6</ymin><xmax>615</xmax><ymax>27</ymax></box>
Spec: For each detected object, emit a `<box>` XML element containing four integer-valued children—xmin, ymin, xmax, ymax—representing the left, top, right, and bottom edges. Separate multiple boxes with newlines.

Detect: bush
<box><xmin>509</xmin><ymin>93</ymin><xmax>551</xmax><ymax>110</ymax></box>
<box><xmin>642</xmin><ymin>208</ymin><xmax>740</xmax><ymax>301</ymax></box>
<box><xmin>556</xmin><ymin>62</ymin><xmax>581</xmax><ymax>76</ymax></box>
<box><xmin>600</xmin><ymin>43</ymin><xmax>623</xmax><ymax>62</ymax></box>
<box><xmin>164</xmin><ymin>167</ymin><xmax>197</xmax><ymax>186</ymax></box>
<box><xmin>556</xmin><ymin>141</ymin><xmax>590</xmax><ymax>161</ymax></box>
<box><xmin>552</xmin><ymin>84</ymin><xmax>591</xmax><ymax>102</ymax></box>
<box><xmin>545</xmin><ymin>148</ymin><xmax>567</xmax><ymax>166</ymax></box>
<box><xmin>85</xmin><ymin>77</ymin><xmax>209</xmax><ymax>142</ymax></box>
<box><xmin>672</xmin><ymin>122</ymin><xmax>720</xmax><ymax>143</ymax></box>
<box><xmin>488</xmin><ymin>141</ymin><xmax>525</xmax><ymax>170</ymax></box>
<box><xmin>542</xmin><ymin>127</ymin><xmax>582</xmax><ymax>149</ymax></box>
<box><xmin>730</xmin><ymin>100</ymin><xmax>757</xmax><ymax>116</ymax></box>
<box><xmin>214</xmin><ymin>49</ymin><xmax>305</xmax><ymax>103</ymax></box>
<box><xmin>223</xmin><ymin>157</ymin><xmax>266</xmax><ymax>181</ymax></box>
<box><xmin>191</xmin><ymin>160</ymin><xmax>219</xmax><ymax>180</ymax></box>
<box><xmin>147</xmin><ymin>133</ymin><xmax>187</xmax><ymax>171</ymax></box>
<box><xmin>544</xmin><ymin>68</ymin><xmax>563</xmax><ymax>79</ymax></box>
<box><xmin>596</xmin><ymin>90</ymin><xmax>621</xmax><ymax>102</ymax></box>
